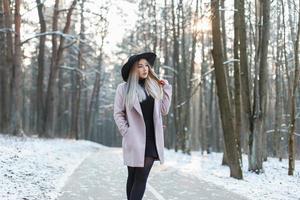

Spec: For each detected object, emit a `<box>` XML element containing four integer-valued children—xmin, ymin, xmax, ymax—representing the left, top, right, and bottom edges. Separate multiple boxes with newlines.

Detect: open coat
<box><xmin>113</xmin><ymin>80</ymin><xmax>172</xmax><ymax>167</ymax></box>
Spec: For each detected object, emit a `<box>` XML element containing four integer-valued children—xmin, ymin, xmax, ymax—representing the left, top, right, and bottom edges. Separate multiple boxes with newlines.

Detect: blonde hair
<box><xmin>125</xmin><ymin>59</ymin><xmax>163</xmax><ymax>110</ymax></box>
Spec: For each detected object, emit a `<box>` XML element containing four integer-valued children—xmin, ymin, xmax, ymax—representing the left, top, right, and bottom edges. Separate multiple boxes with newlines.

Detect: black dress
<box><xmin>138</xmin><ymin>78</ymin><xmax>159</xmax><ymax>159</ymax></box>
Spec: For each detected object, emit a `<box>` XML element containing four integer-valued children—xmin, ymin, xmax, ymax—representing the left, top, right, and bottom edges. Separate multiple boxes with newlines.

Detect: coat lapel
<box><xmin>133</xmin><ymin>93</ymin><xmax>143</xmax><ymax>117</ymax></box>
<box><xmin>124</xmin><ymin>83</ymin><xmax>143</xmax><ymax>117</ymax></box>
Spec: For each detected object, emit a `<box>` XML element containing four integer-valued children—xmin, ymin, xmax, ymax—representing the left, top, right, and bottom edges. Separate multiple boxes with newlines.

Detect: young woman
<box><xmin>113</xmin><ymin>52</ymin><xmax>172</xmax><ymax>200</ymax></box>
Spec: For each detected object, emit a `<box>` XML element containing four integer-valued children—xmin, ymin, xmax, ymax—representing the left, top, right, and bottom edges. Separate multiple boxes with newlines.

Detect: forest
<box><xmin>0</xmin><ymin>0</ymin><xmax>299</xmax><ymax>184</ymax></box>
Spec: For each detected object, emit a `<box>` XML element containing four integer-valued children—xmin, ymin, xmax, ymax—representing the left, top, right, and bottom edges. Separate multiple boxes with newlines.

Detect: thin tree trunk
<box><xmin>0</xmin><ymin>0</ymin><xmax>11</xmax><ymax>133</ymax></box>
<box><xmin>36</xmin><ymin>0</ymin><xmax>46</xmax><ymax>136</ymax></box>
<box><xmin>274</xmin><ymin>0</ymin><xmax>282</xmax><ymax>158</ymax></box>
<box><xmin>238</xmin><ymin>0</ymin><xmax>251</xmax><ymax>156</ymax></box>
<box><xmin>2</xmin><ymin>0</ymin><xmax>13</xmax><ymax>134</ymax></box>
<box><xmin>171</xmin><ymin>0</ymin><xmax>180</xmax><ymax>152</ymax></box>
<box><xmin>233</xmin><ymin>0</ymin><xmax>242</xmax><ymax>163</ymax></box>
<box><xmin>288</xmin><ymin>0</ymin><xmax>300</xmax><ymax>175</ymax></box>
<box><xmin>86</xmin><ymin>36</ymin><xmax>105</xmax><ymax>139</ymax></box>
<box><xmin>70</xmin><ymin>0</ymin><xmax>85</xmax><ymax>139</ymax></box>
<box><xmin>189</xmin><ymin>0</ymin><xmax>199</xmax><ymax>152</ymax></box>
<box><xmin>42</xmin><ymin>0</ymin><xmax>59</xmax><ymax>137</ymax></box>
<box><xmin>86</xmin><ymin>73</ymin><xmax>100</xmax><ymax>139</ymax></box>
<box><xmin>11</xmin><ymin>0</ymin><xmax>23</xmax><ymax>136</ymax></box>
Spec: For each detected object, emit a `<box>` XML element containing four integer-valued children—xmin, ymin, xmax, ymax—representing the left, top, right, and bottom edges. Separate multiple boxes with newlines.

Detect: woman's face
<box><xmin>135</xmin><ymin>58</ymin><xmax>150</xmax><ymax>79</ymax></box>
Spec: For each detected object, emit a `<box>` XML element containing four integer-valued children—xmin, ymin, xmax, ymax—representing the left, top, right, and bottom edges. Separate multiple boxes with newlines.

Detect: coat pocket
<box><xmin>122</xmin><ymin>125</ymin><xmax>131</xmax><ymax>148</ymax></box>
<box><xmin>125</xmin><ymin>125</ymin><xmax>131</xmax><ymax>136</ymax></box>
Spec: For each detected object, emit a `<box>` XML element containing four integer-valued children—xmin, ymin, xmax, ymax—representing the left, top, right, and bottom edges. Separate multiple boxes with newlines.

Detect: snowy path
<box><xmin>57</xmin><ymin>147</ymin><xmax>249</xmax><ymax>200</ymax></box>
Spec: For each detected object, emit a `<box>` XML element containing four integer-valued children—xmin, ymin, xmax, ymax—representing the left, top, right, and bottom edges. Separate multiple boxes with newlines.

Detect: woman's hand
<box><xmin>149</xmin><ymin>67</ymin><xmax>167</xmax><ymax>85</ymax></box>
<box><xmin>159</xmin><ymin>78</ymin><xmax>172</xmax><ymax>116</ymax></box>
<box><xmin>159</xmin><ymin>79</ymin><xmax>169</xmax><ymax>86</ymax></box>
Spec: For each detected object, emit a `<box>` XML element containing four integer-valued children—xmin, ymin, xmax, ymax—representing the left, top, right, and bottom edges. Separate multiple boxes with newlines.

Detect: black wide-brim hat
<box><xmin>121</xmin><ymin>52</ymin><xmax>157</xmax><ymax>82</ymax></box>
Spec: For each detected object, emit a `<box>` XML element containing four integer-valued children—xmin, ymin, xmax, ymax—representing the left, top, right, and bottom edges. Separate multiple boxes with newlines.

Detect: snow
<box><xmin>164</xmin><ymin>149</ymin><xmax>300</xmax><ymax>200</ymax></box>
<box><xmin>0</xmin><ymin>133</ymin><xmax>103</xmax><ymax>200</ymax></box>
<box><xmin>0</xmin><ymin>132</ymin><xmax>299</xmax><ymax>200</ymax></box>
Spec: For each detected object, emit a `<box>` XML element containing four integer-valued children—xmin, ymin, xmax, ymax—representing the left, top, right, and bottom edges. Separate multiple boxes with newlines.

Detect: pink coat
<box><xmin>113</xmin><ymin>80</ymin><xmax>172</xmax><ymax>167</ymax></box>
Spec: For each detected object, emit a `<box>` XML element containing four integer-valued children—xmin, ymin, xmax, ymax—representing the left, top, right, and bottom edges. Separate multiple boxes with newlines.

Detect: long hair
<box><xmin>124</xmin><ymin>59</ymin><xmax>163</xmax><ymax>110</ymax></box>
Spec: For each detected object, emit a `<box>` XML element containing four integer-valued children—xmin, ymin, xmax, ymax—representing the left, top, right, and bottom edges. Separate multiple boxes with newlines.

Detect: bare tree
<box><xmin>11</xmin><ymin>0</ymin><xmax>23</xmax><ymax>136</ymax></box>
<box><xmin>211</xmin><ymin>0</ymin><xmax>243</xmax><ymax>179</ymax></box>
<box><xmin>0</xmin><ymin>0</ymin><xmax>11</xmax><ymax>133</ymax></box>
<box><xmin>43</xmin><ymin>0</ymin><xmax>77</xmax><ymax>137</ymax></box>
<box><xmin>2</xmin><ymin>0</ymin><xmax>13</xmax><ymax>134</ymax></box>
<box><xmin>288</xmin><ymin>0</ymin><xmax>300</xmax><ymax>175</ymax></box>
<box><xmin>233</xmin><ymin>0</ymin><xmax>243</xmax><ymax>164</ymax></box>
<box><xmin>36</xmin><ymin>0</ymin><xmax>46</xmax><ymax>135</ymax></box>
<box><xmin>248</xmin><ymin>0</ymin><xmax>271</xmax><ymax>173</ymax></box>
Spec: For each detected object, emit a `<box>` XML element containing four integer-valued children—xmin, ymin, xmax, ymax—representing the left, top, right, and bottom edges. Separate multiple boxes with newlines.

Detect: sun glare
<box><xmin>194</xmin><ymin>17</ymin><xmax>211</xmax><ymax>32</ymax></box>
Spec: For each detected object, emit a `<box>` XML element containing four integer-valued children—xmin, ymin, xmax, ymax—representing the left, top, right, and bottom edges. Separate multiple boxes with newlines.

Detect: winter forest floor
<box><xmin>0</xmin><ymin>133</ymin><xmax>299</xmax><ymax>200</ymax></box>
<box><xmin>57</xmin><ymin>146</ymin><xmax>249</xmax><ymax>200</ymax></box>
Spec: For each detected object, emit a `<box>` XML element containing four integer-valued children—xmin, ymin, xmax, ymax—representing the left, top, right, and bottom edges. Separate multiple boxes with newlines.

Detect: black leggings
<box><xmin>126</xmin><ymin>156</ymin><xmax>155</xmax><ymax>200</ymax></box>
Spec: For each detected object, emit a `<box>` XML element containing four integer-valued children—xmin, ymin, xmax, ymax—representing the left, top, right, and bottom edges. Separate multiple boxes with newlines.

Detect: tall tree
<box><xmin>11</xmin><ymin>0</ymin><xmax>23</xmax><ymax>135</ymax></box>
<box><xmin>36</xmin><ymin>0</ymin><xmax>46</xmax><ymax>135</ymax></box>
<box><xmin>211</xmin><ymin>0</ymin><xmax>243</xmax><ymax>179</ymax></box>
<box><xmin>288</xmin><ymin>0</ymin><xmax>300</xmax><ymax>176</ymax></box>
<box><xmin>238</xmin><ymin>0</ymin><xmax>251</xmax><ymax>156</ymax></box>
<box><xmin>233</xmin><ymin>0</ymin><xmax>243</xmax><ymax>164</ymax></box>
<box><xmin>70</xmin><ymin>0</ymin><xmax>86</xmax><ymax>139</ymax></box>
<box><xmin>171</xmin><ymin>0</ymin><xmax>180</xmax><ymax>152</ymax></box>
<box><xmin>0</xmin><ymin>0</ymin><xmax>11</xmax><ymax>133</ymax></box>
<box><xmin>43</xmin><ymin>0</ymin><xmax>77</xmax><ymax>137</ymax></box>
<box><xmin>2</xmin><ymin>0</ymin><xmax>14</xmax><ymax>134</ymax></box>
<box><xmin>86</xmin><ymin>13</ymin><xmax>108</xmax><ymax>140</ymax></box>
<box><xmin>248</xmin><ymin>0</ymin><xmax>270</xmax><ymax>173</ymax></box>
<box><xmin>273</xmin><ymin>0</ymin><xmax>283</xmax><ymax>159</ymax></box>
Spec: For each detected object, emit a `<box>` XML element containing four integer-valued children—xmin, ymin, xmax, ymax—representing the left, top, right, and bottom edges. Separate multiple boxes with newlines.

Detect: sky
<box><xmin>103</xmin><ymin>0</ymin><xmax>138</xmax><ymax>55</ymax></box>
<box><xmin>20</xmin><ymin>0</ymin><xmax>139</xmax><ymax>67</ymax></box>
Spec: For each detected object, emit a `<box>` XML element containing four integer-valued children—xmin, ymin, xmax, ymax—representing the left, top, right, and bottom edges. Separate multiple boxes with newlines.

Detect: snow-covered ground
<box><xmin>164</xmin><ymin>149</ymin><xmax>300</xmax><ymax>200</ymax></box>
<box><xmin>0</xmin><ymin>133</ymin><xmax>102</xmax><ymax>200</ymax></box>
<box><xmin>0</xmin><ymin>133</ymin><xmax>299</xmax><ymax>200</ymax></box>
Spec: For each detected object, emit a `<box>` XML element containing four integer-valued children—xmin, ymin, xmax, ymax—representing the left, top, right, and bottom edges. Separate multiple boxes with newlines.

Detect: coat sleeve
<box><xmin>113</xmin><ymin>84</ymin><xmax>129</xmax><ymax>137</ymax></box>
<box><xmin>160</xmin><ymin>80</ymin><xmax>172</xmax><ymax>116</ymax></box>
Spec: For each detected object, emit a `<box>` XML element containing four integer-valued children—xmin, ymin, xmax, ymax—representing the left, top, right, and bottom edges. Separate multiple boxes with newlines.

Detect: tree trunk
<box><xmin>2</xmin><ymin>1</ymin><xmax>12</xmax><ymax>134</ymax></box>
<box><xmin>273</xmin><ymin>0</ymin><xmax>282</xmax><ymax>158</ymax></box>
<box><xmin>70</xmin><ymin>0</ymin><xmax>85</xmax><ymax>140</ymax></box>
<box><xmin>171</xmin><ymin>0</ymin><xmax>180</xmax><ymax>152</ymax></box>
<box><xmin>43</xmin><ymin>0</ymin><xmax>77</xmax><ymax>137</ymax></box>
<box><xmin>36</xmin><ymin>0</ymin><xmax>46</xmax><ymax>136</ymax></box>
<box><xmin>0</xmin><ymin>0</ymin><xmax>11</xmax><ymax>133</ymax></box>
<box><xmin>288</xmin><ymin>0</ymin><xmax>300</xmax><ymax>175</ymax></box>
<box><xmin>238</xmin><ymin>0</ymin><xmax>251</xmax><ymax>156</ymax></box>
<box><xmin>211</xmin><ymin>0</ymin><xmax>243</xmax><ymax>179</ymax></box>
<box><xmin>248</xmin><ymin>0</ymin><xmax>270</xmax><ymax>173</ymax></box>
<box><xmin>233</xmin><ymin>0</ymin><xmax>242</xmax><ymax>163</ymax></box>
<box><xmin>42</xmin><ymin>0</ymin><xmax>59</xmax><ymax>137</ymax></box>
<box><xmin>11</xmin><ymin>0</ymin><xmax>23</xmax><ymax>136</ymax></box>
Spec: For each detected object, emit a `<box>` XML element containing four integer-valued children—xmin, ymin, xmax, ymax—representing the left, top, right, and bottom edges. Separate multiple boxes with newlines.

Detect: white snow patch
<box><xmin>0</xmin><ymin>133</ymin><xmax>103</xmax><ymax>200</ymax></box>
<box><xmin>164</xmin><ymin>149</ymin><xmax>300</xmax><ymax>200</ymax></box>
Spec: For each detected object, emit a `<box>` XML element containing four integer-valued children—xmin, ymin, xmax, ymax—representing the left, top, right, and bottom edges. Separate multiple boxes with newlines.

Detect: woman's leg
<box><xmin>127</xmin><ymin>166</ymin><xmax>136</xmax><ymax>200</ymax></box>
<box><xmin>129</xmin><ymin>156</ymin><xmax>155</xmax><ymax>200</ymax></box>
